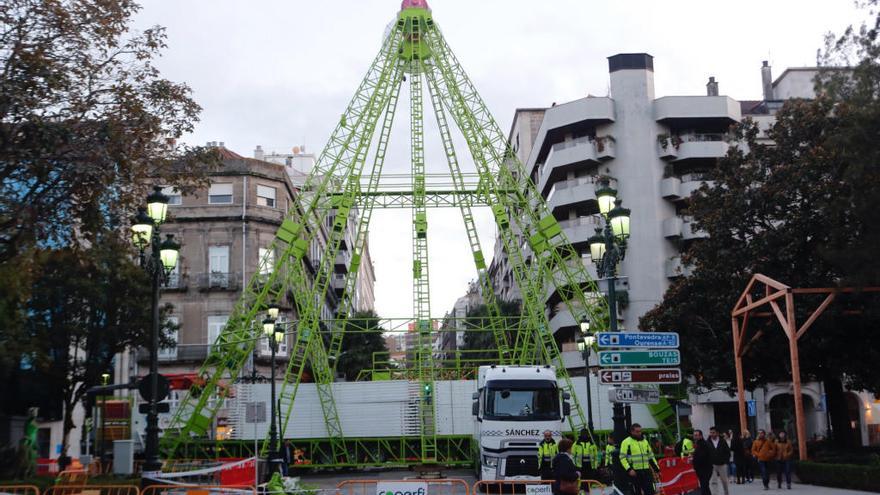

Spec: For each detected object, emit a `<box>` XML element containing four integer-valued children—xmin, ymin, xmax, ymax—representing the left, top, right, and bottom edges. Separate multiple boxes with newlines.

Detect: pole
<box><xmin>584</xmin><ymin>351</ymin><xmax>594</xmax><ymax>432</ymax></box>
<box><xmin>675</xmin><ymin>401</ymin><xmax>681</xmax><ymax>442</ymax></box>
<box><xmin>785</xmin><ymin>292</ymin><xmax>808</xmax><ymax>461</ymax></box>
<box><xmin>141</xmin><ymin>229</ymin><xmax>162</xmax><ymax>484</ymax></box>
<box><xmin>602</xmin><ymin>226</ymin><xmax>627</xmax><ymax>446</ymax></box>
<box><xmin>732</xmin><ymin>317</ymin><xmax>749</xmax><ymax>437</ymax></box>
<box><xmin>267</xmin><ymin>336</ymin><xmax>278</xmax><ymax>480</ymax></box>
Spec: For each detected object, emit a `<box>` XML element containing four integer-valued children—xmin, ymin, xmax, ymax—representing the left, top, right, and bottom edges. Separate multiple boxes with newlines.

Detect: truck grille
<box><xmin>504</xmin><ymin>455</ymin><xmax>538</xmax><ymax>476</ymax></box>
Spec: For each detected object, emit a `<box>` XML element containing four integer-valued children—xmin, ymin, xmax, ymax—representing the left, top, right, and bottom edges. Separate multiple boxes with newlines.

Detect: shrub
<box><xmin>795</xmin><ymin>461</ymin><xmax>880</xmax><ymax>492</ymax></box>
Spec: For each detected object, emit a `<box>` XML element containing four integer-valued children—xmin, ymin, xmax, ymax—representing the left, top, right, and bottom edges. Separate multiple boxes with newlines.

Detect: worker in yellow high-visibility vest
<box><xmin>620</xmin><ymin>423</ymin><xmax>661</xmax><ymax>495</ymax></box>
<box><xmin>537</xmin><ymin>430</ymin><xmax>558</xmax><ymax>480</ymax></box>
<box><xmin>680</xmin><ymin>435</ymin><xmax>695</xmax><ymax>458</ymax></box>
<box><xmin>572</xmin><ymin>428</ymin><xmax>599</xmax><ymax>482</ymax></box>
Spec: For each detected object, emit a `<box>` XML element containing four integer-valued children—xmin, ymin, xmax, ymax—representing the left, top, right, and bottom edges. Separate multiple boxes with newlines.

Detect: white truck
<box><xmin>472</xmin><ymin>365</ymin><xmax>571</xmax><ymax>481</ymax></box>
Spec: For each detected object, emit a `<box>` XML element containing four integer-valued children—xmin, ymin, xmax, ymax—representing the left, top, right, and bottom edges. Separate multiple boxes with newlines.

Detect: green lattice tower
<box><xmin>161</xmin><ymin>0</ymin><xmax>612</xmax><ymax>462</ymax></box>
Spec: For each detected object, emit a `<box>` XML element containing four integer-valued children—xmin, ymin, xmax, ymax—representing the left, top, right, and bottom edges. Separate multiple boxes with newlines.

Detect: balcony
<box><xmin>682</xmin><ymin>217</ymin><xmax>708</xmax><ymax>240</ymax></box>
<box><xmin>653</xmin><ymin>96</ymin><xmax>741</xmax><ymax>124</ymax></box>
<box><xmin>680</xmin><ymin>173</ymin><xmax>716</xmax><ymax>198</ymax></box>
<box><xmin>674</xmin><ymin>134</ymin><xmax>730</xmax><ymax>162</ymax></box>
<box><xmin>545</xmin><ymin>136</ymin><xmax>600</xmax><ymax>171</ymax></box>
<box><xmin>665</xmin><ymin>257</ymin><xmax>691</xmax><ymax>279</ymax></box>
<box><xmin>161</xmin><ymin>273</ymin><xmax>189</xmax><ymax>291</ymax></box>
<box><xmin>661</xmin><ymin>177</ymin><xmax>682</xmax><ymax>200</ymax></box>
<box><xmin>137</xmin><ymin>344</ymin><xmax>209</xmax><ymax>363</ymax></box>
<box><xmin>335</xmin><ymin>249</ymin><xmax>351</xmax><ymax>273</ymax></box>
<box><xmin>547</xmin><ymin>177</ymin><xmax>598</xmax><ymax>214</ymax></box>
<box><xmin>540</xmin><ymin>97</ymin><xmax>615</xmax><ymax>132</ymax></box>
<box><xmin>558</xmin><ymin>215</ymin><xmax>603</xmax><ymax>245</ymax></box>
<box><xmin>548</xmin><ymin>309</ymin><xmax>578</xmax><ymax>335</ymax></box>
<box><xmin>662</xmin><ymin>217</ymin><xmax>683</xmax><ymax>238</ymax></box>
<box><xmin>196</xmin><ymin>272</ymin><xmax>241</xmax><ymax>291</ymax></box>
<box><xmin>331</xmin><ymin>273</ymin><xmax>346</xmax><ymax>293</ymax></box>
<box><xmin>658</xmin><ymin>133</ymin><xmax>730</xmax><ymax>162</ymax></box>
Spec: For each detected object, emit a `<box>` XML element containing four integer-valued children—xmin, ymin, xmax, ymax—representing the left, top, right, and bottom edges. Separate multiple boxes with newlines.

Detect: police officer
<box><xmin>537</xmin><ymin>430</ymin><xmax>558</xmax><ymax>480</ymax></box>
<box><xmin>620</xmin><ymin>423</ymin><xmax>661</xmax><ymax>495</ymax></box>
<box><xmin>572</xmin><ymin>428</ymin><xmax>598</xmax><ymax>482</ymax></box>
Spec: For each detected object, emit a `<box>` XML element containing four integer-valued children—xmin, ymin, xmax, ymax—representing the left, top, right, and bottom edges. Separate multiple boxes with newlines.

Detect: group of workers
<box><xmin>537</xmin><ymin>423</ymin><xmax>662</xmax><ymax>495</ymax></box>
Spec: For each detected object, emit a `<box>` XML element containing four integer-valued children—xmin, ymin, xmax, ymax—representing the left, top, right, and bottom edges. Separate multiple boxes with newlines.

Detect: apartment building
<box><xmin>483</xmin><ymin>54</ymin><xmax>880</xmax><ymax>445</ymax></box>
<box><xmin>141</xmin><ymin>144</ymin><xmax>375</xmax><ymax>376</ymax></box>
<box><xmin>437</xmin><ymin>280</ymin><xmax>483</xmax><ymax>360</ymax></box>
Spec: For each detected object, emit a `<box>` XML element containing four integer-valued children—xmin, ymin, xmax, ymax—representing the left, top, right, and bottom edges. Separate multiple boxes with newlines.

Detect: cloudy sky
<box><xmin>134</xmin><ymin>0</ymin><xmax>865</xmax><ymax>320</ymax></box>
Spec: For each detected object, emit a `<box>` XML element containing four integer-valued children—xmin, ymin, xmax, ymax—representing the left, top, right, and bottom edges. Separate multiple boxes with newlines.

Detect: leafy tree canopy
<box><xmin>336</xmin><ymin>311</ymin><xmax>389</xmax><ymax>381</ymax></box>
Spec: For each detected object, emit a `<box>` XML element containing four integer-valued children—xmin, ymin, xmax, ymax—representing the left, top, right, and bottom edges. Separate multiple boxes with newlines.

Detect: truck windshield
<box><xmin>484</xmin><ymin>380</ymin><xmax>560</xmax><ymax>421</ymax></box>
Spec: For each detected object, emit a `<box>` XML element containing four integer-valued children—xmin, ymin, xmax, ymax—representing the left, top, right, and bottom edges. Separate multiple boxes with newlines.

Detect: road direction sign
<box><xmin>598</xmin><ymin>350</ymin><xmax>681</xmax><ymax>367</ymax></box>
<box><xmin>596</xmin><ymin>332</ymin><xmax>679</xmax><ymax>349</ymax></box>
<box><xmin>608</xmin><ymin>387</ymin><xmax>661</xmax><ymax>404</ymax></box>
<box><xmin>598</xmin><ymin>368</ymin><xmax>682</xmax><ymax>385</ymax></box>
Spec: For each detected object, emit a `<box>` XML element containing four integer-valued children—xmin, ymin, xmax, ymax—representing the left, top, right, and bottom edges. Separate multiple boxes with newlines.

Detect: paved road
<box><xmin>299</xmin><ymin>469</ymin><xmax>877</xmax><ymax>495</ymax></box>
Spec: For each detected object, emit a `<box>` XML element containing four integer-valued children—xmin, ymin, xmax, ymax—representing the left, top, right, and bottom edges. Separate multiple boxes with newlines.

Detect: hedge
<box><xmin>795</xmin><ymin>461</ymin><xmax>880</xmax><ymax>492</ymax></box>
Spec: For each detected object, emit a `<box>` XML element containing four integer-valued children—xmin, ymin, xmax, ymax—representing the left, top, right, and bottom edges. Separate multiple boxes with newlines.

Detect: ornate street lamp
<box><xmin>577</xmin><ymin>316</ymin><xmax>595</xmax><ymax>432</ymax></box>
<box><xmin>263</xmin><ymin>313</ymin><xmax>285</xmax><ymax>480</ymax></box>
<box><xmin>131</xmin><ymin>186</ymin><xmax>180</xmax><ymax>484</ymax></box>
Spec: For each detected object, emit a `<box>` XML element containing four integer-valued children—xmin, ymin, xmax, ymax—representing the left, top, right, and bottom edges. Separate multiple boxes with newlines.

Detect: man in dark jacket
<box><xmin>707</xmin><ymin>426</ymin><xmax>730</xmax><ymax>495</ymax></box>
<box><xmin>551</xmin><ymin>438</ymin><xmax>579</xmax><ymax>495</ymax></box>
<box><xmin>691</xmin><ymin>430</ymin><xmax>713</xmax><ymax>495</ymax></box>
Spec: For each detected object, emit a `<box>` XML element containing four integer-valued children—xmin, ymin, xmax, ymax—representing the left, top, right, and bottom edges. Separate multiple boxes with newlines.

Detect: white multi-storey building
<box><xmin>485</xmin><ymin>53</ymin><xmax>880</xmax><ymax>445</ymax></box>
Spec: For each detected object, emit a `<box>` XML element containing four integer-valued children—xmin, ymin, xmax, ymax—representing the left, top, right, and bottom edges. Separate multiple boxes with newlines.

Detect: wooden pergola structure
<box><xmin>731</xmin><ymin>273</ymin><xmax>880</xmax><ymax>460</ymax></box>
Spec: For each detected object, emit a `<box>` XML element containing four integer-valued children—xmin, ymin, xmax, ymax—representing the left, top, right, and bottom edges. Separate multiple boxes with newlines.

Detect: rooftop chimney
<box><xmin>761</xmin><ymin>61</ymin><xmax>774</xmax><ymax>101</ymax></box>
<box><xmin>254</xmin><ymin>145</ymin><xmax>264</xmax><ymax>161</ymax></box>
<box><xmin>706</xmin><ymin>76</ymin><xmax>719</xmax><ymax>96</ymax></box>
<box><xmin>218</xmin><ymin>141</ymin><xmax>225</xmax><ymax>148</ymax></box>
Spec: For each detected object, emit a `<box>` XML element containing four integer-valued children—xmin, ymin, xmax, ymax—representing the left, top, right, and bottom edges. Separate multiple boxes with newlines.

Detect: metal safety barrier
<box><xmin>142</xmin><ymin>485</ymin><xmax>255</xmax><ymax>495</ymax></box>
<box><xmin>55</xmin><ymin>470</ymin><xmax>89</xmax><ymax>486</ymax></box>
<box><xmin>45</xmin><ymin>485</ymin><xmax>140</xmax><ymax>495</ymax></box>
<box><xmin>337</xmin><ymin>479</ymin><xmax>469</xmax><ymax>495</ymax></box>
<box><xmin>473</xmin><ymin>479</ymin><xmax>607</xmax><ymax>495</ymax></box>
<box><xmin>0</xmin><ymin>485</ymin><xmax>41</xmax><ymax>495</ymax></box>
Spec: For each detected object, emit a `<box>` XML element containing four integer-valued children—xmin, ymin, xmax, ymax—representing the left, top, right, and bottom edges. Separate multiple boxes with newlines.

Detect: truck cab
<box><xmin>472</xmin><ymin>365</ymin><xmax>570</xmax><ymax>480</ymax></box>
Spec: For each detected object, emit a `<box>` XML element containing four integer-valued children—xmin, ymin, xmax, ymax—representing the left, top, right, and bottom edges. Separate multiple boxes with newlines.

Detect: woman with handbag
<box><xmin>552</xmin><ymin>438</ymin><xmax>581</xmax><ymax>495</ymax></box>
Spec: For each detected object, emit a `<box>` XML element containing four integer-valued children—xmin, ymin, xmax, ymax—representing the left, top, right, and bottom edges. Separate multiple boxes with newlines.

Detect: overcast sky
<box><xmin>134</xmin><ymin>0</ymin><xmax>865</xmax><ymax>321</ymax></box>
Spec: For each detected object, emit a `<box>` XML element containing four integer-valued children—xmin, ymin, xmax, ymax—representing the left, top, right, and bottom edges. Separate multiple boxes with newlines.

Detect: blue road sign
<box><xmin>747</xmin><ymin>400</ymin><xmax>757</xmax><ymax>417</ymax></box>
<box><xmin>596</xmin><ymin>332</ymin><xmax>679</xmax><ymax>349</ymax></box>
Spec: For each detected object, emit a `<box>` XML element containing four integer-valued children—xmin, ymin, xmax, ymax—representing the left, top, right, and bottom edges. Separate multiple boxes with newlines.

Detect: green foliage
<box><xmin>795</xmin><ymin>460</ymin><xmax>880</xmax><ymax>491</ymax></box>
<box><xmin>336</xmin><ymin>311</ymin><xmax>389</xmax><ymax>381</ymax></box>
<box><xmin>460</xmin><ymin>300</ymin><xmax>521</xmax><ymax>361</ymax></box>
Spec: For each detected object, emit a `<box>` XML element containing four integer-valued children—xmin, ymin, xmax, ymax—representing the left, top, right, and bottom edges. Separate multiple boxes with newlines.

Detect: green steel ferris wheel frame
<box><xmin>159</xmin><ymin>1</ymin><xmax>612</xmax><ymax>464</ymax></box>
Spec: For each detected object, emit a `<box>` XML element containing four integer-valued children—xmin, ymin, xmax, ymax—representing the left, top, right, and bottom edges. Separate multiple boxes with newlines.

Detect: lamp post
<box><xmin>99</xmin><ymin>372</ymin><xmax>110</xmax><ymax>461</ymax></box>
<box><xmin>131</xmin><ymin>186</ymin><xmax>180</xmax><ymax>483</ymax></box>
<box><xmin>588</xmin><ymin>179</ymin><xmax>631</xmax><ymax>444</ymax></box>
<box><xmin>263</xmin><ymin>305</ymin><xmax>284</xmax><ymax>480</ymax></box>
<box><xmin>577</xmin><ymin>317</ymin><xmax>595</xmax><ymax>432</ymax></box>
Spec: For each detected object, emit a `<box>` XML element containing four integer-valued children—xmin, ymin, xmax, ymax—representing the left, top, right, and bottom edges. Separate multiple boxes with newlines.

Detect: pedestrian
<box><xmin>538</xmin><ymin>430</ymin><xmax>558</xmax><ymax>480</ymax></box>
<box><xmin>775</xmin><ymin>431</ymin><xmax>793</xmax><ymax>489</ymax></box>
<box><xmin>725</xmin><ymin>430</ymin><xmax>736</xmax><ymax>480</ymax></box>
<box><xmin>741</xmin><ymin>429</ymin><xmax>754</xmax><ymax>483</ymax></box>
<box><xmin>691</xmin><ymin>430</ymin><xmax>713</xmax><ymax>495</ymax></box>
<box><xmin>620</xmin><ymin>423</ymin><xmax>661</xmax><ymax>495</ymax></box>
<box><xmin>751</xmin><ymin>429</ymin><xmax>777</xmax><ymax>490</ymax></box>
<box><xmin>552</xmin><ymin>438</ymin><xmax>580</xmax><ymax>495</ymax></box>
<box><xmin>572</xmin><ymin>428</ymin><xmax>598</xmax><ymax>484</ymax></box>
<box><xmin>601</xmin><ymin>434</ymin><xmax>618</xmax><ymax>485</ymax></box>
<box><xmin>730</xmin><ymin>431</ymin><xmax>746</xmax><ymax>484</ymax></box>
<box><xmin>706</xmin><ymin>426</ymin><xmax>730</xmax><ymax>495</ymax></box>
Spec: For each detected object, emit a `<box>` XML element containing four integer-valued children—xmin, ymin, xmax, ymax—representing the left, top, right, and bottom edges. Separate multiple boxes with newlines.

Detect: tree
<box><xmin>461</xmin><ymin>300</ymin><xmax>521</xmax><ymax>362</ymax></box>
<box><xmin>336</xmin><ymin>311</ymin><xmax>389</xmax><ymax>381</ymax></box>
<box><xmin>640</xmin><ymin>6</ymin><xmax>880</xmax><ymax>447</ymax></box>
<box><xmin>9</xmin><ymin>232</ymin><xmax>175</xmax><ymax>460</ymax></box>
<box><xmin>0</xmin><ymin>0</ymin><xmax>213</xmax><ymax>457</ymax></box>
<box><xmin>0</xmin><ymin>0</ymin><xmax>217</xmax><ymax>331</ymax></box>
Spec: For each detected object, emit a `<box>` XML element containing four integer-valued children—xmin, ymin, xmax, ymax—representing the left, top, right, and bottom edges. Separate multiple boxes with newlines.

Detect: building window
<box><xmin>258</xmin><ymin>247</ymin><xmax>275</xmax><ymax>276</ymax></box>
<box><xmin>256</xmin><ymin>185</ymin><xmax>276</xmax><ymax>208</ymax></box>
<box><xmin>208</xmin><ymin>183</ymin><xmax>233</xmax><ymax>204</ymax></box>
<box><xmin>159</xmin><ymin>316</ymin><xmax>179</xmax><ymax>360</ymax></box>
<box><xmin>162</xmin><ymin>186</ymin><xmax>182</xmax><ymax>205</ymax></box>
<box><xmin>209</xmin><ymin>245</ymin><xmax>229</xmax><ymax>286</ymax></box>
<box><xmin>207</xmin><ymin>315</ymin><xmax>229</xmax><ymax>351</ymax></box>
